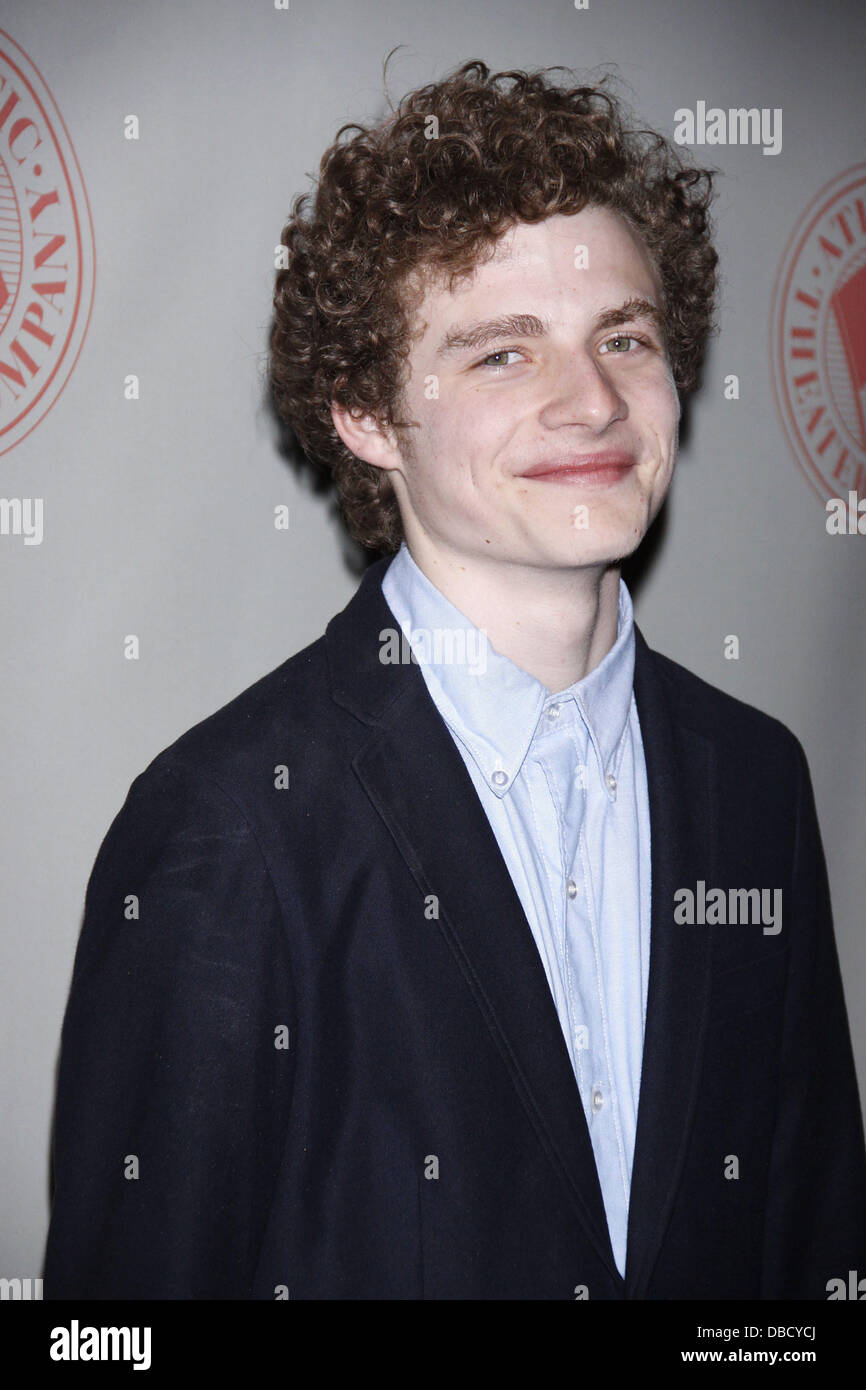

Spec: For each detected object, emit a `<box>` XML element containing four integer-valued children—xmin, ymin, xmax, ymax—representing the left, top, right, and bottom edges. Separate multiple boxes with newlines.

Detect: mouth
<box><xmin>519</xmin><ymin>452</ymin><xmax>637</xmax><ymax>485</ymax></box>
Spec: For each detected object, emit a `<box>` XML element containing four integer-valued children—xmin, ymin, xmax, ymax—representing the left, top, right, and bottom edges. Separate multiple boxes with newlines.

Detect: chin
<box><xmin>564</xmin><ymin>523</ymin><xmax>647</xmax><ymax>566</ymax></box>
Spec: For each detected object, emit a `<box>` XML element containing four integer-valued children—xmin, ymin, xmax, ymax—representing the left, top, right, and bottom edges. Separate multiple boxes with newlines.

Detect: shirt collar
<box><xmin>381</xmin><ymin>541</ymin><xmax>636</xmax><ymax>798</ymax></box>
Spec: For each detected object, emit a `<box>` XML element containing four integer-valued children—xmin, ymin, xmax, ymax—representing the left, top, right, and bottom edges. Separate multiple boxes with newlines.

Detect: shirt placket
<box><xmin>541</xmin><ymin>703</ymin><xmax>633</xmax><ymax>1232</ymax></box>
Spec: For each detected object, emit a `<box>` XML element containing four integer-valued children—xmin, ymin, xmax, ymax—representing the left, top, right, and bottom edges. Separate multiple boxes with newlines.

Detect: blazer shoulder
<box><xmin>128</xmin><ymin>632</ymin><xmax>336</xmax><ymax>807</ymax></box>
<box><xmin>641</xmin><ymin>638</ymin><xmax>807</xmax><ymax>769</ymax></box>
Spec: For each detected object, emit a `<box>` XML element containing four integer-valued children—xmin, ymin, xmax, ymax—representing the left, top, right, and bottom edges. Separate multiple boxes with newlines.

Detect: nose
<box><xmin>537</xmin><ymin>349</ymin><xmax>628</xmax><ymax>432</ymax></box>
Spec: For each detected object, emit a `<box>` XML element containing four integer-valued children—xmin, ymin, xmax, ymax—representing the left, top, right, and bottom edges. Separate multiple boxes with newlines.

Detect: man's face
<box><xmin>388</xmin><ymin>205</ymin><xmax>680</xmax><ymax>573</ymax></box>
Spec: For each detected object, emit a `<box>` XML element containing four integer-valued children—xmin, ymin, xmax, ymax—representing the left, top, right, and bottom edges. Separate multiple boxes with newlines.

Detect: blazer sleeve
<box><xmin>760</xmin><ymin>736</ymin><xmax>866</xmax><ymax>1297</ymax></box>
<box><xmin>43</xmin><ymin>759</ymin><xmax>296</xmax><ymax>1299</ymax></box>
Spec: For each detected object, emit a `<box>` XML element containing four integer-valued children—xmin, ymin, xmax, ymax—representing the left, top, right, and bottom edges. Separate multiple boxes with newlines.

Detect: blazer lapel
<box><xmin>326</xmin><ymin>557</ymin><xmax>622</xmax><ymax>1283</ymax></box>
<box><xmin>625</xmin><ymin>625</ymin><xmax>718</xmax><ymax>1298</ymax></box>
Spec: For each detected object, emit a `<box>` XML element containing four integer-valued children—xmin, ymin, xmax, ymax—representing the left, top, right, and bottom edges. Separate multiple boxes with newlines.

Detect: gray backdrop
<box><xmin>1</xmin><ymin>0</ymin><xmax>863</xmax><ymax>1281</ymax></box>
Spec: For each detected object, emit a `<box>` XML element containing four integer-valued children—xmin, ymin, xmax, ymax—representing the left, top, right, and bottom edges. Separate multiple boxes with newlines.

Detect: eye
<box><xmin>476</xmin><ymin>348</ymin><xmax>524</xmax><ymax>369</ymax></box>
<box><xmin>599</xmin><ymin>333</ymin><xmax>649</xmax><ymax>355</ymax></box>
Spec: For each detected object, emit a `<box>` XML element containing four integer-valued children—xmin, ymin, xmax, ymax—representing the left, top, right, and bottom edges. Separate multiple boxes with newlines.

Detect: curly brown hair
<box><xmin>269</xmin><ymin>58</ymin><xmax>718</xmax><ymax>555</ymax></box>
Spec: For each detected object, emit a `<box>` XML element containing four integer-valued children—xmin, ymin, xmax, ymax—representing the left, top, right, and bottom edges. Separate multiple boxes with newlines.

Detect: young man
<box><xmin>45</xmin><ymin>60</ymin><xmax>865</xmax><ymax>1300</ymax></box>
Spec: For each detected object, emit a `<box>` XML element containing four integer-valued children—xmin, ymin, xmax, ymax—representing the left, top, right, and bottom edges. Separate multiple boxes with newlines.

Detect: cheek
<box><xmin>457</xmin><ymin>386</ymin><xmax>524</xmax><ymax>462</ymax></box>
<box><xmin>425</xmin><ymin>388</ymin><xmax>499</xmax><ymax>464</ymax></box>
<box><xmin>406</xmin><ymin>393</ymin><xmax>482</xmax><ymax>501</ymax></box>
<box><xmin>637</xmin><ymin>377</ymin><xmax>679</xmax><ymax>450</ymax></box>
<box><xmin>660</xmin><ymin>368</ymin><xmax>681</xmax><ymax>433</ymax></box>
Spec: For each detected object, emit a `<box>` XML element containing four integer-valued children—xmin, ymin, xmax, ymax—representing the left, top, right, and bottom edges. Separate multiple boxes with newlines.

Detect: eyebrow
<box><xmin>434</xmin><ymin>297</ymin><xmax>666</xmax><ymax>359</ymax></box>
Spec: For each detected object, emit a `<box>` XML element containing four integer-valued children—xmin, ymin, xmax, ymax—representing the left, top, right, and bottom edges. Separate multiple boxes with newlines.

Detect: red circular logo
<box><xmin>0</xmin><ymin>29</ymin><xmax>95</xmax><ymax>456</ymax></box>
<box><xmin>771</xmin><ymin>164</ymin><xmax>866</xmax><ymax>505</ymax></box>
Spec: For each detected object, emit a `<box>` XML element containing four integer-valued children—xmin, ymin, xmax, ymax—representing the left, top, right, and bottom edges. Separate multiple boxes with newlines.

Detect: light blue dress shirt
<box><xmin>382</xmin><ymin>541</ymin><xmax>652</xmax><ymax>1276</ymax></box>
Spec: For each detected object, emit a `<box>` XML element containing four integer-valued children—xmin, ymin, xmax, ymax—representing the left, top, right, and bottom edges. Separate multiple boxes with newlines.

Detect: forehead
<box><xmin>410</xmin><ymin>206</ymin><xmax>661</xmax><ymax>334</ymax></box>
<box><xmin>495</xmin><ymin>206</ymin><xmax>653</xmax><ymax>268</ymax></box>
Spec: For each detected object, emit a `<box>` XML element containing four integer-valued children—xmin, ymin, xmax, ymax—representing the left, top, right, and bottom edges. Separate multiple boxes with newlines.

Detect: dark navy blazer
<box><xmin>44</xmin><ymin>554</ymin><xmax>866</xmax><ymax>1299</ymax></box>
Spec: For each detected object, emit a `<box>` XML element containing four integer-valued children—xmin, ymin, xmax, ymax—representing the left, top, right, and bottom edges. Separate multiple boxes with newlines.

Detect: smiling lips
<box><xmin>520</xmin><ymin>452</ymin><xmax>637</xmax><ymax>484</ymax></box>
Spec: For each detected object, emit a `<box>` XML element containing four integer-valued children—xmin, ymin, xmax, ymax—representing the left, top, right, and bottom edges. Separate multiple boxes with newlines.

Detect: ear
<box><xmin>330</xmin><ymin>401</ymin><xmax>404</xmax><ymax>473</ymax></box>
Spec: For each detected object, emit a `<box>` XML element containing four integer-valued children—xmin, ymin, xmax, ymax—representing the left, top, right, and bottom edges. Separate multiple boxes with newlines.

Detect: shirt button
<box><xmin>492</xmin><ymin>770</ymin><xmax>509</xmax><ymax>788</ymax></box>
<box><xmin>591</xmin><ymin>1087</ymin><xmax>604</xmax><ymax>1113</ymax></box>
<box><xmin>566</xmin><ymin>878</ymin><xmax>578</xmax><ymax>899</ymax></box>
<box><xmin>546</xmin><ymin>704</ymin><xmax>562</xmax><ymax>720</ymax></box>
<box><xmin>605</xmin><ymin>772</ymin><xmax>617</xmax><ymax>797</ymax></box>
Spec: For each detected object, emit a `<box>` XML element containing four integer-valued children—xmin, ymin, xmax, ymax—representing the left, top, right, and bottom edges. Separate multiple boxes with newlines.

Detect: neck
<box><xmin>400</xmin><ymin>539</ymin><xmax>622</xmax><ymax>693</ymax></box>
